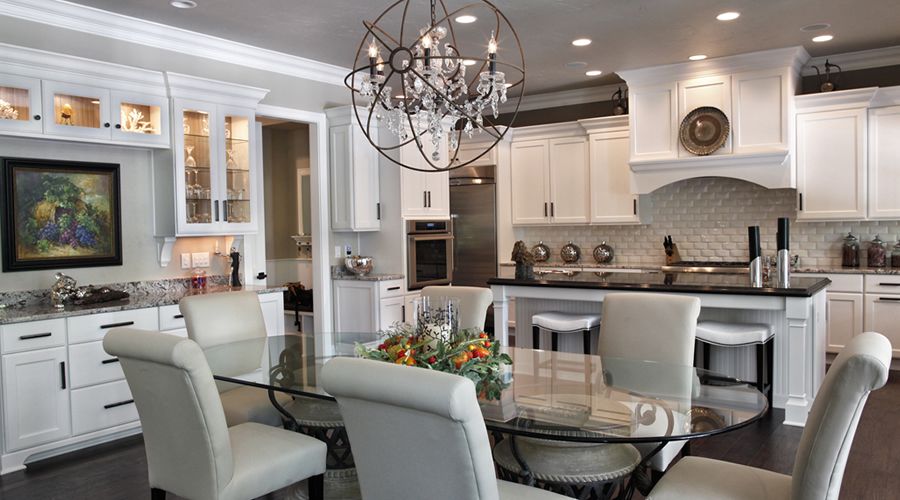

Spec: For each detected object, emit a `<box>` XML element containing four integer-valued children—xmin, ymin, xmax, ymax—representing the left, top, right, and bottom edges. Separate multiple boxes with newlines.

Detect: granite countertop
<box><xmin>499</xmin><ymin>261</ymin><xmax>658</xmax><ymax>270</ymax></box>
<box><xmin>501</xmin><ymin>261</ymin><xmax>900</xmax><ymax>276</ymax></box>
<box><xmin>488</xmin><ymin>272</ymin><xmax>831</xmax><ymax>298</ymax></box>
<box><xmin>794</xmin><ymin>266</ymin><xmax>900</xmax><ymax>275</ymax></box>
<box><xmin>333</xmin><ymin>273</ymin><xmax>405</xmax><ymax>281</ymax></box>
<box><xmin>0</xmin><ymin>284</ymin><xmax>285</xmax><ymax>325</ymax></box>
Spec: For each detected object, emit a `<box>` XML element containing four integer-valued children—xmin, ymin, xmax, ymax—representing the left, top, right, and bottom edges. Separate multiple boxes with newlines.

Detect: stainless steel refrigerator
<box><xmin>449</xmin><ymin>164</ymin><xmax>498</xmax><ymax>293</ymax></box>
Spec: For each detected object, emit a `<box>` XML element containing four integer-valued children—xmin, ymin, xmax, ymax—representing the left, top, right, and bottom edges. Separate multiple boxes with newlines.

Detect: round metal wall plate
<box><xmin>679</xmin><ymin>106</ymin><xmax>730</xmax><ymax>156</ymax></box>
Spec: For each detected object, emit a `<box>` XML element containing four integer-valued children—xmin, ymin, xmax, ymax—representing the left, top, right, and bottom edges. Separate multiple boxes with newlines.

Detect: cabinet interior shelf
<box><xmin>184</xmin><ymin>133</ymin><xmax>210</xmax><ymax>139</ymax></box>
<box><xmin>226</xmin><ymin>138</ymin><xmax>249</xmax><ymax>144</ymax></box>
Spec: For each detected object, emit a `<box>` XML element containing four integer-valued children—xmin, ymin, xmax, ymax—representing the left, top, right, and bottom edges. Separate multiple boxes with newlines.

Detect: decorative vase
<box><xmin>414</xmin><ymin>296</ymin><xmax>459</xmax><ymax>341</ymax></box>
<box><xmin>515</xmin><ymin>262</ymin><xmax>534</xmax><ymax>280</ymax></box>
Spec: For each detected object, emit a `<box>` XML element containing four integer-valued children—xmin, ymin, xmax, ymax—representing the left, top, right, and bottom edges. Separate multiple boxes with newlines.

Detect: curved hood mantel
<box><xmin>630</xmin><ymin>149</ymin><xmax>792</xmax><ymax>194</ymax></box>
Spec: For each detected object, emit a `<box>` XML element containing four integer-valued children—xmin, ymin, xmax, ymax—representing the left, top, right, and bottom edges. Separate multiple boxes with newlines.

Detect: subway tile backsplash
<box><xmin>514</xmin><ymin>177</ymin><xmax>900</xmax><ymax>268</ymax></box>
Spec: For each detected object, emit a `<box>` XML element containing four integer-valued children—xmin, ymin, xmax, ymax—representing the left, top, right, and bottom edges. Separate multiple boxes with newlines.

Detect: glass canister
<box><xmin>841</xmin><ymin>232</ymin><xmax>860</xmax><ymax>268</ymax></box>
<box><xmin>892</xmin><ymin>240</ymin><xmax>900</xmax><ymax>268</ymax></box>
<box><xmin>868</xmin><ymin>235</ymin><xmax>887</xmax><ymax>268</ymax></box>
<box><xmin>191</xmin><ymin>268</ymin><xmax>208</xmax><ymax>289</ymax></box>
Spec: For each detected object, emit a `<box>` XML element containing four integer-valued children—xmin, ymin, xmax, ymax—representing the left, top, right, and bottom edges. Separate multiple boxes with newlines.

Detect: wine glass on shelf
<box><xmin>226</xmin><ymin>149</ymin><xmax>237</xmax><ymax>169</ymax></box>
<box><xmin>185</xmin><ymin>145</ymin><xmax>196</xmax><ymax>168</ymax></box>
<box><xmin>188</xmin><ymin>202</ymin><xmax>197</xmax><ymax>223</ymax></box>
<box><xmin>201</xmin><ymin>116</ymin><xmax>210</xmax><ymax>136</ymax></box>
<box><xmin>184</xmin><ymin>169</ymin><xmax>195</xmax><ymax>199</ymax></box>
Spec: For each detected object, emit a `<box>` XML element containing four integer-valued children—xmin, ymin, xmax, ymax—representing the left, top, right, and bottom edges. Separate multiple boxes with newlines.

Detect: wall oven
<box><xmin>407</xmin><ymin>220</ymin><xmax>453</xmax><ymax>289</ymax></box>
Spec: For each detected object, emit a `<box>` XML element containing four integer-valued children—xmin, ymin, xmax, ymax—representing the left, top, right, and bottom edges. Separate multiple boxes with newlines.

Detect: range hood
<box><xmin>617</xmin><ymin>47</ymin><xmax>810</xmax><ymax>193</ymax></box>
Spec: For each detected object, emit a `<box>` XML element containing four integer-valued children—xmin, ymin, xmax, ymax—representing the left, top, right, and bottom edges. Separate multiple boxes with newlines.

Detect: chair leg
<box><xmin>532</xmin><ymin>326</ymin><xmax>540</xmax><ymax>350</ymax></box>
<box><xmin>551</xmin><ymin>331</ymin><xmax>559</xmax><ymax>352</ymax></box>
<box><xmin>583</xmin><ymin>329</ymin><xmax>591</xmax><ymax>355</ymax></box>
<box><xmin>702</xmin><ymin>342</ymin><xmax>710</xmax><ymax>369</ymax></box>
<box><xmin>767</xmin><ymin>339</ymin><xmax>774</xmax><ymax>402</ymax></box>
<box><xmin>755</xmin><ymin>343</ymin><xmax>765</xmax><ymax>394</ymax></box>
<box><xmin>308</xmin><ymin>473</ymin><xmax>325</xmax><ymax>500</ymax></box>
<box><xmin>150</xmin><ymin>488</ymin><xmax>166</xmax><ymax>500</ymax></box>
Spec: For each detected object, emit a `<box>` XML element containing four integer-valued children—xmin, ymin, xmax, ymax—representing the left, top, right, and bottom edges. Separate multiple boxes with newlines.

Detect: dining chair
<box><xmin>103</xmin><ymin>328</ymin><xmax>326</xmax><ymax>500</ymax></box>
<box><xmin>321</xmin><ymin>357</ymin><xmax>569</xmax><ymax>500</ymax></box>
<box><xmin>599</xmin><ymin>292</ymin><xmax>702</xmax><ymax>473</ymax></box>
<box><xmin>180</xmin><ymin>291</ymin><xmax>291</xmax><ymax>427</ymax></box>
<box><xmin>420</xmin><ymin>285</ymin><xmax>494</xmax><ymax>331</ymax></box>
<box><xmin>647</xmin><ymin>331</ymin><xmax>892</xmax><ymax>500</ymax></box>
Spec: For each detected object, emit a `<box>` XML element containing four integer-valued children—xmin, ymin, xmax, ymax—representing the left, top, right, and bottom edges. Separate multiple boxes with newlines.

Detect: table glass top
<box><xmin>206</xmin><ymin>333</ymin><xmax>768</xmax><ymax>444</ymax></box>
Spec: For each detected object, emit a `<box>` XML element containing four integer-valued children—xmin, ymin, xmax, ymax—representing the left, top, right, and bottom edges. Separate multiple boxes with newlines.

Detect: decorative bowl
<box><xmin>593</xmin><ymin>242</ymin><xmax>615</xmax><ymax>264</ymax></box>
<box><xmin>560</xmin><ymin>241</ymin><xmax>581</xmax><ymax>264</ymax></box>
<box><xmin>679</xmin><ymin>106</ymin><xmax>730</xmax><ymax>156</ymax></box>
<box><xmin>531</xmin><ymin>241</ymin><xmax>550</xmax><ymax>262</ymax></box>
<box><xmin>344</xmin><ymin>255</ymin><xmax>374</xmax><ymax>276</ymax></box>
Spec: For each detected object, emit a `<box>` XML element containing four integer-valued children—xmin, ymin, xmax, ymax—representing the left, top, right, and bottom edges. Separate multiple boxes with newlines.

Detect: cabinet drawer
<box><xmin>71</xmin><ymin>379</ymin><xmax>138</xmax><ymax>436</ymax></box>
<box><xmin>864</xmin><ymin>294</ymin><xmax>900</xmax><ymax>358</ymax></box>
<box><xmin>67</xmin><ymin>308</ymin><xmax>159</xmax><ymax>344</ymax></box>
<box><xmin>69</xmin><ymin>340</ymin><xmax>124</xmax><ymax>389</ymax></box>
<box><xmin>795</xmin><ymin>273</ymin><xmax>863</xmax><ymax>293</ymax></box>
<box><xmin>379</xmin><ymin>280</ymin><xmax>405</xmax><ymax>298</ymax></box>
<box><xmin>865</xmin><ymin>275</ymin><xmax>900</xmax><ymax>294</ymax></box>
<box><xmin>1</xmin><ymin>318</ymin><xmax>66</xmax><ymax>354</ymax></box>
<box><xmin>158</xmin><ymin>304</ymin><xmax>186</xmax><ymax>331</ymax></box>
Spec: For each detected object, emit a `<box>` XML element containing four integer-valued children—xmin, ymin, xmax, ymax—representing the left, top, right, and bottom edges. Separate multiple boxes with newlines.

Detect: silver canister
<box><xmin>750</xmin><ymin>257</ymin><xmax>764</xmax><ymax>288</ymax></box>
<box><xmin>776</xmin><ymin>249</ymin><xmax>791</xmax><ymax>288</ymax></box>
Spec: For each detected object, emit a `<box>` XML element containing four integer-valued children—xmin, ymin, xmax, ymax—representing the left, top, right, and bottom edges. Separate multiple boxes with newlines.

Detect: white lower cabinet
<box><xmin>2</xmin><ymin>346</ymin><xmax>70</xmax><ymax>452</ymax></box>
<box><xmin>69</xmin><ymin>340</ymin><xmax>125</xmax><ymax>389</ymax></box>
<box><xmin>71</xmin><ymin>380</ymin><xmax>137</xmax><ymax>436</ymax></box>
<box><xmin>403</xmin><ymin>292</ymin><xmax>421</xmax><ymax>325</ymax></box>
<box><xmin>825</xmin><ymin>292</ymin><xmax>863</xmax><ymax>353</ymax></box>
<box><xmin>864</xmin><ymin>294</ymin><xmax>900</xmax><ymax>357</ymax></box>
<box><xmin>379</xmin><ymin>296</ymin><xmax>405</xmax><ymax>330</ymax></box>
<box><xmin>333</xmin><ymin>279</ymin><xmax>405</xmax><ymax>333</ymax></box>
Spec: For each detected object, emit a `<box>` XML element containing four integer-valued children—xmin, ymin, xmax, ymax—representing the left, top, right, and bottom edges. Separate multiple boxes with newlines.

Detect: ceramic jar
<box><xmin>841</xmin><ymin>233</ymin><xmax>860</xmax><ymax>268</ymax></box>
<box><xmin>868</xmin><ymin>235</ymin><xmax>887</xmax><ymax>268</ymax></box>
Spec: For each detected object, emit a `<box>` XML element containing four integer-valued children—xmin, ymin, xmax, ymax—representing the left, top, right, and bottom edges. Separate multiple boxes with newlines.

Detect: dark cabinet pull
<box><xmin>376</xmin><ymin>202</ymin><xmax>381</xmax><ymax>220</ymax></box>
<box><xmin>19</xmin><ymin>332</ymin><xmax>52</xmax><ymax>340</ymax></box>
<box><xmin>60</xmin><ymin>362</ymin><xmax>66</xmax><ymax>390</ymax></box>
<box><xmin>877</xmin><ymin>297</ymin><xmax>900</xmax><ymax>302</ymax></box>
<box><xmin>878</xmin><ymin>283</ymin><xmax>900</xmax><ymax>287</ymax></box>
<box><xmin>101</xmin><ymin>358</ymin><xmax>120</xmax><ymax>365</ymax></box>
<box><xmin>34</xmin><ymin>114</ymin><xmax>41</xmax><ymax>120</ymax></box>
<box><xmin>103</xmin><ymin>399</ymin><xmax>135</xmax><ymax>410</ymax></box>
<box><xmin>255</xmin><ymin>272</ymin><xmax>267</xmax><ymax>280</ymax></box>
<box><xmin>387</xmin><ymin>286</ymin><xmax>401</xmax><ymax>291</ymax></box>
<box><xmin>550</xmin><ymin>202</ymin><xmax>555</xmax><ymax>217</ymax></box>
<box><xmin>100</xmin><ymin>321</ymin><xmax>134</xmax><ymax>329</ymax></box>
<box><xmin>544</xmin><ymin>202</ymin><xmax>548</xmax><ymax>217</ymax></box>
<box><xmin>104</xmin><ymin>122</ymin><xmax>111</xmax><ymax>128</ymax></box>
<box><xmin>427</xmin><ymin>191</ymin><xmax>432</xmax><ymax>208</ymax></box>
<box><xmin>214</xmin><ymin>201</ymin><xmax>220</xmax><ymax>222</ymax></box>
<box><xmin>401</xmin><ymin>305</ymin><xmax>406</xmax><ymax>322</ymax></box>
<box><xmin>633</xmin><ymin>198</ymin><xmax>638</xmax><ymax>215</ymax></box>
<box><xmin>174</xmin><ymin>314</ymin><xmax>184</xmax><ymax>319</ymax></box>
<box><xmin>223</xmin><ymin>200</ymin><xmax>229</xmax><ymax>221</ymax></box>
<box><xmin>799</xmin><ymin>193</ymin><xmax>804</xmax><ymax>211</ymax></box>
<box><xmin>115</xmin><ymin>124</ymin><xmax>122</xmax><ymax>129</ymax></box>
<box><xmin>423</xmin><ymin>191</ymin><xmax>427</xmax><ymax>208</ymax></box>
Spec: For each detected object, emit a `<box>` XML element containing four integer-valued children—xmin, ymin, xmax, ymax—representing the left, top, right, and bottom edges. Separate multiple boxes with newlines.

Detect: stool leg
<box><xmin>767</xmin><ymin>339</ymin><xmax>774</xmax><ymax>401</ymax></box>
<box><xmin>583</xmin><ymin>330</ymin><xmax>591</xmax><ymax>355</ymax></box>
<box><xmin>551</xmin><ymin>331</ymin><xmax>559</xmax><ymax>352</ymax></box>
<box><xmin>702</xmin><ymin>342</ymin><xmax>711</xmax><ymax>370</ymax></box>
<box><xmin>755</xmin><ymin>343</ymin><xmax>765</xmax><ymax>393</ymax></box>
<box><xmin>532</xmin><ymin>326</ymin><xmax>540</xmax><ymax>350</ymax></box>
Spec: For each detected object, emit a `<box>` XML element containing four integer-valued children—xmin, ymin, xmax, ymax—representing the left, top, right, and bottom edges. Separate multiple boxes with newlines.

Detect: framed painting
<box><xmin>1</xmin><ymin>157</ymin><xmax>122</xmax><ymax>271</ymax></box>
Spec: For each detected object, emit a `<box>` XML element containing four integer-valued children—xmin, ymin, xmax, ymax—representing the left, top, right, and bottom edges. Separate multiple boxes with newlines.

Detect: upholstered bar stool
<box><xmin>531</xmin><ymin>312</ymin><xmax>601</xmax><ymax>355</ymax></box>
<box><xmin>696</xmin><ymin>321</ymin><xmax>774</xmax><ymax>403</ymax></box>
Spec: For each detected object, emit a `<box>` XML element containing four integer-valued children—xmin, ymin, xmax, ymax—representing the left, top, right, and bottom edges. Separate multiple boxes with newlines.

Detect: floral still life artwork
<box><xmin>2</xmin><ymin>158</ymin><xmax>122</xmax><ymax>271</ymax></box>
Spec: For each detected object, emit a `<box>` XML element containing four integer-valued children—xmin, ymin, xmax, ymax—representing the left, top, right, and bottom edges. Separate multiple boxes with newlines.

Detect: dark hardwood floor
<box><xmin>2</xmin><ymin>371</ymin><xmax>898</xmax><ymax>500</ymax></box>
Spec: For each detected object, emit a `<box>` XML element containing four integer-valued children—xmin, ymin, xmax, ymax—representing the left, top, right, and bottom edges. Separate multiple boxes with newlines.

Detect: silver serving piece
<box><xmin>749</xmin><ymin>257</ymin><xmax>763</xmax><ymax>288</ymax></box>
<box><xmin>50</xmin><ymin>272</ymin><xmax>78</xmax><ymax>308</ymax></box>
<box><xmin>560</xmin><ymin>241</ymin><xmax>581</xmax><ymax>264</ymax></box>
<box><xmin>776</xmin><ymin>249</ymin><xmax>791</xmax><ymax>288</ymax></box>
<box><xmin>531</xmin><ymin>242</ymin><xmax>550</xmax><ymax>262</ymax></box>
<box><xmin>344</xmin><ymin>255</ymin><xmax>374</xmax><ymax>276</ymax></box>
<box><xmin>592</xmin><ymin>242</ymin><xmax>615</xmax><ymax>264</ymax></box>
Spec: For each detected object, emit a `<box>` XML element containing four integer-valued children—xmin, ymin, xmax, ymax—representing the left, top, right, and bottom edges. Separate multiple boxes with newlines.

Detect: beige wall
<box><xmin>262</xmin><ymin>124</ymin><xmax>310</xmax><ymax>260</ymax></box>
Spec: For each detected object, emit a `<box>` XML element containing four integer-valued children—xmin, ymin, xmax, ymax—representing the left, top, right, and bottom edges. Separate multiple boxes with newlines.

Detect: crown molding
<box><xmin>166</xmin><ymin>72</ymin><xmax>269</xmax><ymax>108</ymax></box>
<box><xmin>803</xmin><ymin>45</ymin><xmax>900</xmax><ymax>76</ymax></box>
<box><xmin>794</xmin><ymin>87</ymin><xmax>879</xmax><ymax>112</ymax></box>
<box><xmin>578</xmin><ymin>115</ymin><xmax>629</xmax><ymax>134</ymax></box>
<box><xmin>0</xmin><ymin>0</ymin><xmax>349</xmax><ymax>87</ymax></box>
<box><xmin>618</xmin><ymin>46</ymin><xmax>810</xmax><ymax>87</ymax></box>
<box><xmin>500</xmin><ymin>83</ymin><xmax>626</xmax><ymax>114</ymax></box>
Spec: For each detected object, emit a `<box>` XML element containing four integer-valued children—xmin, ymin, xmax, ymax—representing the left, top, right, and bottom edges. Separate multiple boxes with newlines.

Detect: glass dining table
<box><xmin>204</xmin><ymin>333</ymin><xmax>768</xmax><ymax>498</ymax></box>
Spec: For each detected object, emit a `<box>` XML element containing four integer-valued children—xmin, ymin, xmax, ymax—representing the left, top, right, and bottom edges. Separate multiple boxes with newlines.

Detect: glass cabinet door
<box><xmin>42</xmin><ymin>80</ymin><xmax>111</xmax><ymax>139</ymax></box>
<box><xmin>221</xmin><ymin>108</ymin><xmax>255</xmax><ymax>228</ymax></box>
<box><xmin>0</xmin><ymin>75</ymin><xmax>43</xmax><ymax>133</ymax></box>
<box><xmin>110</xmin><ymin>91</ymin><xmax>170</xmax><ymax>147</ymax></box>
<box><xmin>177</xmin><ymin>102</ymin><xmax>218</xmax><ymax>232</ymax></box>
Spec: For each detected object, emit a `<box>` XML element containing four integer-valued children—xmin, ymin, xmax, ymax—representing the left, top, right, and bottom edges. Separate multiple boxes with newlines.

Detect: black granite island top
<box><xmin>488</xmin><ymin>271</ymin><xmax>831</xmax><ymax>298</ymax></box>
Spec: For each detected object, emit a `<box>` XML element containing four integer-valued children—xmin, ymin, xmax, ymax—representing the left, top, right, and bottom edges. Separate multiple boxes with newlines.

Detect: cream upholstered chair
<box><xmin>420</xmin><ymin>285</ymin><xmax>494</xmax><ymax>331</ymax></box>
<box><xmin>648</xmin><ymin>331</ymin><xmax>892</xmax><ymax>500</ymax></box>
<box><xmin>180</xmin><ymin>291</ymin><xmax>291</xmax><ymax>427</ymax></box>
<box><xmin>321</xmin><ymin>357</ymin><xmax>569</xmax><ymax>500</ymax></box>
<box><xmin>599</xmin><ymin>292</ymin><xmax>701</xmax><ymax>473</ymax></box>
<box><xmin>103</xmin><ymin>328</ymin><xmax>326</xmax><ymax>500</ymax></box>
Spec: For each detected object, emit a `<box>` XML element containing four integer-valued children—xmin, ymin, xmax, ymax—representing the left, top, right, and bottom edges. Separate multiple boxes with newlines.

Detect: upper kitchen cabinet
<box><xmin>580</xmin><ymin>116</ymin><xmax>644</xmax><ymax>225</ymax></box>
<box><xmin>327</xmin><ymin>106</ymin><xmax>381</xmax><ymax>231</ymax></box>
<box><xmin>677</xmin><ymin>75</ymin><xmax>732</xmax><ymax>156</ymax></box>
<box><xmin>868</xmin><ymin>104</ymin><xmax>900</xmax><ymax>219</ymax></box>
<box><xmin>0</xmin><ymin>44</ymin><xmax>170</xmax><ymax>148</ymax></box>
<box><xmin>158</xmin><ymin>73</ymin><xmax>268</xmax><ymax>237</ymax></box>
<box><xmin>399</xmin><ymin>132</ymin><xmax>450</xmax><ymax>220</ymax></box>
<box><xmin>510</xmin><ymin>139</ymin><xmax>550</xmax><ymax>225</ymax></box>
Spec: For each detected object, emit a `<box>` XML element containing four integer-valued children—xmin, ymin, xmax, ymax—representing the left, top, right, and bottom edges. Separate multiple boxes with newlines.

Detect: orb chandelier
<box><xmin>346</xmin><ymin>0</ymin><xmax>525</xmax><ymax>172</ymax></box>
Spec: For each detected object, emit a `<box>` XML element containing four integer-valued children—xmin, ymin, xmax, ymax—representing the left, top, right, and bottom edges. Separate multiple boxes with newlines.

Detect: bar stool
<box><xmin>696</xmin><ymin>321</ymin><xmax>773</xmax><ymax>403</ymax></box>
<box><xmin>532</xmin><ymin>312</ymin><xmax>601</xmax><ymax>355</ymax></box>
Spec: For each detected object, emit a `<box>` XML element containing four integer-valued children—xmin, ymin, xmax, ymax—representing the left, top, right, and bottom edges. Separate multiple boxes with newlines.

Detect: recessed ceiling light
<box><xmin>170</xmin><ymin>0</ymin><xmax>197</xmax><ymax>8</ymax></box>
<box><xmin>801</xmin><ymin>23</ymin><xmax>831</xmax><ymax>32</ymax></box>
<box><xmin>716</xmin><ymin>11</ymin><xmax>740</xmax><ymax>21</ymax></box>
<box><xmin>812</xmin><ymin>34</ymin><xmax>834</xmax><ymax>43</ymax></box>
<box><xmin>566</xmin><ymin>61</ymin><xmax>588</xmax><ymax>69</ymax></box>
<box><xmin>689</xmin><ymin>54</ymin><xmax>707</xmax><ymax>61</ymax></box>
<box><xmin>571</xmin><ymin>38</ymin><xmax>592</xmax><ymax>47</ymax></box>
<box><xmin>462</xmin><ymin>59</ymin><xmax>477</xmax><ymax>66</ymax></box>
<box><xmin>585</xmin><ymin>70</ymin><xmax>603</xmax><ymax>76</ymax></box>
<box><xmin>455</xmin><ymin>15</ymin><xmax>477</xmax><ymax>24</ymax></box>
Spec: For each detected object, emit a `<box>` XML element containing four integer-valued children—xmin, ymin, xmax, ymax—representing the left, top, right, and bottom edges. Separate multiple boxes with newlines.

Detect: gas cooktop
<box><xmin>660</xmin><ymin>261</ymin><xmax>750</xmax><ymax>274</ymax></box>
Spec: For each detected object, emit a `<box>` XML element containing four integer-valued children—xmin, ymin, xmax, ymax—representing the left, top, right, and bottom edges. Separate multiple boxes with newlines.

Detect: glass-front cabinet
<box><xmin>110</xmin><ymin>91</ymin><xmax>170</xmax><ymax>146</ymax></box>
<box><xmin>174</xmin><ymin>99</ymin><xmax>257</xmax><ymax>235</ymax></box>
<box><xmin>0</xmin><ymin>75</ymin><xmax>42</xmax><ymax>133</ymax></box>
<box><xmin>41</xmin><ymin>80</ymin><xmax>111</xmax><ymax>140</ymax></box>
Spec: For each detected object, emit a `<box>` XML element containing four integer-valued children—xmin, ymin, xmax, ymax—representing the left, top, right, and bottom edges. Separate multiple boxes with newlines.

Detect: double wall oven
<box><xmin>407</xmin><ymin>220</ymin><xmax>453</xmax><ymax>289</ymax></box>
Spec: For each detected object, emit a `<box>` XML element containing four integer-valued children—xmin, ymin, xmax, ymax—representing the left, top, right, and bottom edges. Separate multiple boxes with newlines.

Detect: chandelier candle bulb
<box><xmin>368</xmin><ymin>39</ymin><xmax>378</xmax><ymax>77</ymax></box>
<box><xmin>488</xmin><ymin>32</ymin><xmax>498</xmax><ymax>74</ymax></box>
<box><xmin>749</xmin><ymin>226</ymin><xmax>763</xmax><ymax>288</ymax></box>
<box><xmin>776</xmin><ymin>217</ymin><xmax>791</xmax><ymax>288</ymax></box>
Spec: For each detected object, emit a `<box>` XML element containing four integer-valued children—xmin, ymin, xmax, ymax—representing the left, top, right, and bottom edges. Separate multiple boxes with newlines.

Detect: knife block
<box><xmin>665</xmin><ymin>244</ymin><xmax>682</xmax><ymax>265</ymax></box>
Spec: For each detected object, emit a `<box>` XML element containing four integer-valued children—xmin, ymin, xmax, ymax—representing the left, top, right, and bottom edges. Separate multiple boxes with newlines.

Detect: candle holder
<box><xmin>414</xmin><ymin>296</ymin><xmax>459</xmax><ymax>342</ymax></box>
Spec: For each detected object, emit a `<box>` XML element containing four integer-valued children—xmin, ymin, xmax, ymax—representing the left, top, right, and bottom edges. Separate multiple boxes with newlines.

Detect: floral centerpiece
<box><xmin>356</xmin><ymin>323</ymin><xmax>512</xmax><ymax>401</ymax></box>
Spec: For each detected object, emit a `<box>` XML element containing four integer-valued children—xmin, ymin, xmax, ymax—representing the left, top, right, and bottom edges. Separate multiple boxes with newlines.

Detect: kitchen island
<box><xmin>488</xmin><ymin>271</ymin><xmax>831</xmax><ymax>427</ymax></box>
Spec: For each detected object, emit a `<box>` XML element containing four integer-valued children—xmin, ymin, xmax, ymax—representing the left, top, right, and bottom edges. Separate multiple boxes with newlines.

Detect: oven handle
<box><xmin>450</xmin><ymin>215</ymin><xmax>458</xmax><ymax>274</ymax></box>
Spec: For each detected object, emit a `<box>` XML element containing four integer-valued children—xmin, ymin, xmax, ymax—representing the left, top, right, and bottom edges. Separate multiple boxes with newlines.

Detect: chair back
<box><xmin>180</xmin><ymin>291</ymin><xmax>267</xmax><ymax>389</ymax></box>
<box><xmin>420</xmin><ymin>285</ymin><xmax>493</xmax><ymax>331</ymax></box>
<box><xmin>599</xmin><ymin>293</ymin><xmax>701</xmax><ymax>365</ymax></box>
<box><xmin>103</xmin><ymin>328</ymin><xmax>233</xmax><ymax>500</ymax></box>
<box><xmin>321</xmin><ymin>357</ymin><xmax>500</xmax><ymax>500</ymax></box>
<box><xmin>791</xmin><ymin>331</ymin><xmax>891</xmax><ymax>500</ymax></box>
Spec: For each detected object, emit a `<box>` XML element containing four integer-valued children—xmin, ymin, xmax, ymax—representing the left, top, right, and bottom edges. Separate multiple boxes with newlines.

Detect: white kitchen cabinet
<box><xmin>796</xmin><ymin>107</ymin><xmax>868</xmax><ymax>220</ymax></box>
<box><xmin>328</xmin><ymin>107</ymin><xmax>381</xmax><ymax>231</ymax></box>
<box><xmin>109</xmin><ymin>90</ymin><xmax>170</xmax><ymax>147</ymax></box>
<box><xmin>41</xmin><ymin>80</ymin><xmax>112</xmax><ymax>140</ymax></box>
<box><xmin>731</xmin><ymin>69</ymin><xmax>789</xmax><ymax>153</ymax></box>
<box><xmin>2</xmin><ymin>346</ymin><xmax>70</xmax><ymax>452</ymax></box>
<box><xmin>333</xmin><ymin>279</ymin><xmax>405</xmax><ymax>333</ymax></box>
<box><xmin>628</xmin><ymin>82</ymin><xmax>677</xmax><ymax>161</ymax></box>
<box><xmin>258</xmin><ymin>292</ymin><xmax>286</xmax><ymax>337</ymax></box>
<box><xmin>864</xmin><ymin>295</ymin><xmax>900</xmax><ymax>358</ymax></box>
<box><xmin>455</xmin><ymin>141</ymin><xmax>498</xmax><ymax>167</ymax></box>
<box><xmin>403</xmin><ymin>291</ymin><xmax>421</xmax><ymax>325</ymax></box>
<box><xmin>587</xmin><ymin>130</ymin><xmax>640</xmax><ymax>224</ymax></box>
<box><xmin>548</xmin><ymin>137</ymin><xmax>590</xmax><ymax>224</ymax></box>
<box><xmin>0</xmin><ymin>74</ymin><xmax>43</xmax><ymax>134</ymax></box>
<box><xmin>677</xmin><ymin>75</ymin><xmax>732</xmax><ymax>156</ymax></box>
<box><xmin>66</xmin><ymin>307</ymin><xmax>159</xmax><ymax>344</ymax></box>
<box><xmin>825</xmin><ymin>292</ymin><xmax>863</xmax><ymax>354</ymax></box>
<box><xmin>510</xmin><ymin>139</ymin><xmax>550</xmax><ymax>225</ymax></box>
<box><xmin>868</xmin><ymin>105</ymin><xmax>900</xmax><ymax>219</ymax></box>
<box><xmin>70</xmin><ymin>379</ymin><xmax>137</xmax><ymax>436</ymax></box>
<box><xmin>399</xmin><ymin>134</ymin><xmax>450</xmax><ymax>219</ymax></box>
<box><xmin>379</xmin><ymin>296</ymin><xmax>405</xmax><ymax>330</ymax></box>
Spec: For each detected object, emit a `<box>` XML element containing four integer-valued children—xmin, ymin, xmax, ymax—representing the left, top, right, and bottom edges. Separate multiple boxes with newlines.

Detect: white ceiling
<box><xmin>65</xmin><ymin>0</ymin><xmax>900</xmax><ymax>95</ymax></box>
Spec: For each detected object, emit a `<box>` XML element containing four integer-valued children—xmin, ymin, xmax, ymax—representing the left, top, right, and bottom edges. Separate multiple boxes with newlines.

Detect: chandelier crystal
<box><xmin>347</xmin><ymin>0</ymin><xmax>525</xmax><ymax>171</ymax></box>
